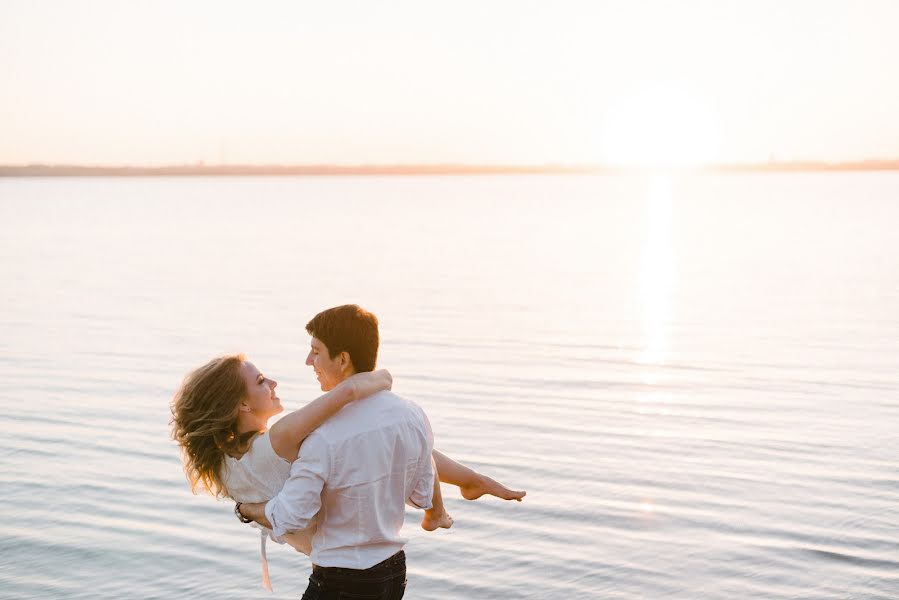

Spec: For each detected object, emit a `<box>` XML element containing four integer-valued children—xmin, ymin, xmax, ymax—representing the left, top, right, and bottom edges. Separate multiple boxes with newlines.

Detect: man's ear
<box><xmin>338</xmin><ymin>351</ymin><xmax>353</xmax><ymax>372</ymax></box>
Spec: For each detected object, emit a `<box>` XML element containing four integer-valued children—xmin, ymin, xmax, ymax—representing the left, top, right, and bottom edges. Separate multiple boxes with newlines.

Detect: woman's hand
<box><xmin>347</xmin><ymin>369</ymin><xmax>392</xmax><ymax>401</ymax></box>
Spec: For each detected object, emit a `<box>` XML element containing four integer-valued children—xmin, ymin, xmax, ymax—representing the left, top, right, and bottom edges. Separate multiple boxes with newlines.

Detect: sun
<box><xmin>600</xmin><ymin>83</ymin><xmax>721</xmax><ymax>168</ymax></box>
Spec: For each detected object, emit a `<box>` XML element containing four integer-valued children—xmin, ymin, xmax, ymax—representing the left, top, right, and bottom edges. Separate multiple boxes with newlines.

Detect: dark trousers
<box><xmin>301</xmin><ymin>550</ymin><xmax>407</xmax><ymax>600</ymax></box>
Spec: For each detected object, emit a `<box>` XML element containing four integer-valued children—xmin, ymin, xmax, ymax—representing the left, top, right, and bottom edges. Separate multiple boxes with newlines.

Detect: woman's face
<box><xmin>240</xmin><ymin>361</ymin><xmax>282</xmax><ymax>419</ymax></box>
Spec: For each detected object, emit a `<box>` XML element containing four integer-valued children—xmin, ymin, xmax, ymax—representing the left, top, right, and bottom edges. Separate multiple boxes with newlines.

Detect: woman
<box><xmin>170</xmin><ymin>354</ymin><xmax>525</xmax><ymax>589</ymax></box>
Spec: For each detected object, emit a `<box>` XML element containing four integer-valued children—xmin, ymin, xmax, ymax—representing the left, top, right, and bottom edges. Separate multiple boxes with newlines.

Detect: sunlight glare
<box><xmin>601</xmin><ymin>83</ymin><xmax>720</xmax><ymax>168</ymax></box>
<box><xmin>637</xmin><ymin>175</ymin><xmax>675</xmax><ymax>365</ymax></box>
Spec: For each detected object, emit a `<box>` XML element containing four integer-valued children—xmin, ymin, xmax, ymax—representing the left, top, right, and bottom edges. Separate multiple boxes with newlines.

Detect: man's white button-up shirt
<box><xmin>265</xmin><ymin>390</ymin><xmax>435</xmax><ymax>569</ymax></box>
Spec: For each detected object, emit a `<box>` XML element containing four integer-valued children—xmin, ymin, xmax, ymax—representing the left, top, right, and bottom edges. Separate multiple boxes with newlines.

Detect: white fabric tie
<box><xmin>254</xmin><ymin>525</ymin><xmax>273</xmax><ymax>592</ymax></box>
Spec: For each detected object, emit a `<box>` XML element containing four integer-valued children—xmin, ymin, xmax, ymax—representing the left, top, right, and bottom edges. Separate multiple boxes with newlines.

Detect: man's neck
<box><xmin>334</xmin><ymin>369</ymin><xmax>357</xmax><ymax>387</ymax></box>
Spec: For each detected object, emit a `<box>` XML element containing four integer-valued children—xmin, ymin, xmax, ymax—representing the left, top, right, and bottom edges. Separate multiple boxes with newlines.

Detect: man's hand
<box><xmin>238</xmin><ymin>501</ymin><xmax>272</xmax><ymax>529</ymax></box>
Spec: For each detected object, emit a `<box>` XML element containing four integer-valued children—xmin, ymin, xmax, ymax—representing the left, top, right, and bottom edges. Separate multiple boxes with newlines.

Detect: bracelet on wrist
<box><xmin>234</xmin><ymin>501</ymin><xmax>253</xmax><ymax>524</ymax></box>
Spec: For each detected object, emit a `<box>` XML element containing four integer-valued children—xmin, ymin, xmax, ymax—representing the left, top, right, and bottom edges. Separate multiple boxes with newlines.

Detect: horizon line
<box><xmin>3</xmin><ymin>159</ymin><xmax>899</xmax><ymax>177</ymax></box>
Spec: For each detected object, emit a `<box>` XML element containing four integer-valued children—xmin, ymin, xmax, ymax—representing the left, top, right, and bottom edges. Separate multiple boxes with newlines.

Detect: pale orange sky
<box><xmin>1</xmin><ymin>0</ymin><xmax>897</xmax><ymax>166</ymax></box>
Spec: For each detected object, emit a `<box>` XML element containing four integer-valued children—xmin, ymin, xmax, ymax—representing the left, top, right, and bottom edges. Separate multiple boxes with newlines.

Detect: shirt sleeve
<box><xmin>264</xmin><ymin>432</ymin><xmax>330</xmax><ymax>537</ymax></box>
<box><xmin>406</xmin><ymin>407</ymin><xmax>435</xmax><ymax>510</ymax></box>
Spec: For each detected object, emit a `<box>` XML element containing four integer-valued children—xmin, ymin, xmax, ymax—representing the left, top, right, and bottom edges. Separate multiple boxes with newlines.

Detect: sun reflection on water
<box><xmin>637</xmin><ymin>175</ymin><xmax>675</xmax><ymax>365</ymax></box>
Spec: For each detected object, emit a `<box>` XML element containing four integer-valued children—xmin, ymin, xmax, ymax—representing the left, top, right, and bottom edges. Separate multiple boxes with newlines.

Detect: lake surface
<box><xmin>1</xmin><ymin>173</ymin><xmax>897</xmax><ymax>599</ymax></box>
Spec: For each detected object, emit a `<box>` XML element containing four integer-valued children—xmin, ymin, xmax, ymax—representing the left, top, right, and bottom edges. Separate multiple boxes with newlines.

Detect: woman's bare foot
<box><xmin>460</xmin><ymin>474</ymin><xmax>526</xmax><ymax>502</ymax></box>
<box><xmin>421</xmin><ymin>509</ymin><xmax>454</xmax><ymax>531</ymax></box>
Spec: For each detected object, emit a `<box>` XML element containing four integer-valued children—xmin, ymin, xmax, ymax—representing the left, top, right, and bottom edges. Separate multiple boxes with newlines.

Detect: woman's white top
<box><xmin>221</xmin><ymin>431</ymin><xmax>316</xmax><ymax>591</ymax></box>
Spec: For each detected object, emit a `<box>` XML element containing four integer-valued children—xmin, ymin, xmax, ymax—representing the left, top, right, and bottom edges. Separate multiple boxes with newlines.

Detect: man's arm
<box><xmin>237</xmin><ymin>499</ymin><xmax>272</xmax><ymax>529</ymax></box>
<box><xmin>407</xmin><ymin>455</ymin><xmax>436</xmax><ymax>510</ymax></box>
<box><xmin>240</xmin><ymin>432</ymin><xmax>330</xmax><ymax>536</ymax></box>
<box><xmin>406</xmin><ymin>408</ymin><xmax>436</xmax><ymax>510</ymax></box>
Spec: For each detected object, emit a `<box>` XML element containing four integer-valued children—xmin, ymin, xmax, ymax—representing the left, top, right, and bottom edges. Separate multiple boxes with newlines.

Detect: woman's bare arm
<box><xmin>268</xmin><ymin>369</ymin><xmax>392</xmax><ymax>461</ymax></box>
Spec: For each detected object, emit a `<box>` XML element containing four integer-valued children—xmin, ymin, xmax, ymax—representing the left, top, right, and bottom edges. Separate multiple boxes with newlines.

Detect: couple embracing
<box><xmin>171</xmin><ymin>304</ymin><xmax>525</xmax><ymax>599</ymax></box>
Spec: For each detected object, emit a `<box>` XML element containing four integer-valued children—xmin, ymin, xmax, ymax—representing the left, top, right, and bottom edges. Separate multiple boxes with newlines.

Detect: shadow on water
<box><xmin>800</xmin><ymin>547</ymin><xmax>899</xmax><ymax>571</ymax></box>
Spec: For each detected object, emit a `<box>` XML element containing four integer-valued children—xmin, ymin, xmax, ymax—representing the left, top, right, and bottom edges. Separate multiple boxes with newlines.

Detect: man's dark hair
<box><xmin>306</xmin><ymin>304</ymin><xmax>379</xmax><ymax>373</ymax></box>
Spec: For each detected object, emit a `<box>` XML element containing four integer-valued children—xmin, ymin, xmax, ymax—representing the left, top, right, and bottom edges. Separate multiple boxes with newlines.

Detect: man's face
<box><xmin>306</xmin><ymin>337</ymin><xmax>345</xmax><ymax>391</ymax></box>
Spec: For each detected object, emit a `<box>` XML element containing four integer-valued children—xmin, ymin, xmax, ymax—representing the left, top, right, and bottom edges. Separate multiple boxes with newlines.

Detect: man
<box><xmin>239</xmin><ymin>304</ymin><xmax>434</xmax><ymax>599</ymax></box>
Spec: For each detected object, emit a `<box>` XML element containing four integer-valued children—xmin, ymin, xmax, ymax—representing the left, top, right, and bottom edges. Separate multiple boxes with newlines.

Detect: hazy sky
<box><xmin>1</xmin><ymin>0</ymin><xmax>897</xmax><ymax>165</ymax></box>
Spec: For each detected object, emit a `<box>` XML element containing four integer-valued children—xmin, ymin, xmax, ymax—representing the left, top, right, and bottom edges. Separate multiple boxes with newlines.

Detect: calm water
<box><xmin>1</xmin><ymin>173</ymin><xmax>897</xmax><ymax>599</ymax></box>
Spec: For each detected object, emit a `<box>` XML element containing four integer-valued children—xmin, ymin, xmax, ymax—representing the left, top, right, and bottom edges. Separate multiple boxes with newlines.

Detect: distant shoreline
<box><xmin>2</xmin><ymin>161</ymin><xmax>899</xmax><ymax>177</ymax></box>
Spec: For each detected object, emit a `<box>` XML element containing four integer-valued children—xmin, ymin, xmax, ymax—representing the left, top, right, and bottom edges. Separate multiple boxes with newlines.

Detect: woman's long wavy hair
<box><xmin>170</xmin><ymin>354</ymin><xmax>258</xmax><ymax>498</ymax></box>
